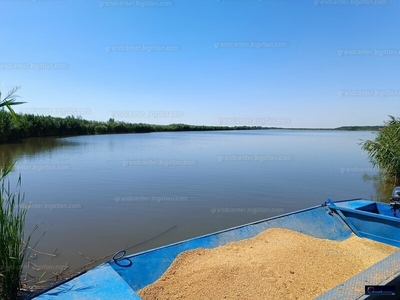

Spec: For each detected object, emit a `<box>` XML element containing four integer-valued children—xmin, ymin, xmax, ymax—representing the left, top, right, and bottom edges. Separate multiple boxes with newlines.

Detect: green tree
<box><xmin>107</xmin><ymin>118</ymin><xmax>115</xmax><ymax>133</ymax></box>
<box><xmin>0</xmin><ymin>110</ymin><xmax>12</xmax><ymax>142</ymax></box>
<box><xmin>94</xmin><ymin>124</ymin><xmax>108</xmax><ymax>134</ymax></box>
<box><xmin>362</xmin><ymin>116</ymin><xmax>400</xmax><ymax>184</ymax></box>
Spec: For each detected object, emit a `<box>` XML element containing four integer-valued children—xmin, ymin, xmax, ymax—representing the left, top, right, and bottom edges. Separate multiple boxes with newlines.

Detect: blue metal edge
<box><xmin>31</xmin><ymin>198</ymin><xmax>364</xmax><ymax>299</ymax></box>
<box><xmin>110</xmin><ymin>200</ymin><xmax>356</xmax><ymax>292</ymax></box>
<box><xmin>32</xmin><ymin>263</ymin><xmax>141</xmax><ymax>300</ymax></box>
<box><xmin>317</xmin><ymin>248</ymin><xmax>400</xmax><ymax>300</ymax></box>
<box><xmin>328</xmin><ymin>202</ymin><xmax>399</xmax><ymax>222</ymax></box>
<box><xmin>121</xmin><ymin>199</ymin><xmax>358</xmax><ymax>259</ymax></box>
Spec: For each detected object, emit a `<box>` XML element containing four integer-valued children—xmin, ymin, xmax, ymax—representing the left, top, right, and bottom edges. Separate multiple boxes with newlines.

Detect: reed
<box><xmin>0</xmin><ymin>86</ymin><xmax>37</xmax><ymax>299</ymax></box>
<box><xmin>362</xmin><ymin>116</ymin><xmax>400</xmax><ymax>185</ymax></box>
<box><xmin>0</xmin><ymin>176</ymin><xmax>38</xmax><ymax>300</ymax></box>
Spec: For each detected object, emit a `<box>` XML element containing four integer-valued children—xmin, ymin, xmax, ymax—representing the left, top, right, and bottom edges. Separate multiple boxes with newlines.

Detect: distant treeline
<box><xmin>0</xmin><ymin>111</ymin><xmax>265</xmax><ymax>143</ymax></box>
<box><xmin>334</xmin><ymin>126</ymin><xmax>382</xmax><ymax>131</ymax></box>
<box><xmin>0</xmin><ymin>111</ymin><xmax>382</xmax><ymax>143</ymax></box>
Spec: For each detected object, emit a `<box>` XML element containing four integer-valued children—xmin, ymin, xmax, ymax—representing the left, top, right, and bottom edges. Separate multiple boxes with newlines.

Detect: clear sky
<box><xmin>1</xmin><ymin>0</ymin><xmax>399</xmax><ymax>128</ymax></box>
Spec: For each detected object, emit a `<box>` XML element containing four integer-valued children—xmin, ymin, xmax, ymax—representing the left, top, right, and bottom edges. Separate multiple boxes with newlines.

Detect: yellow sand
<box><xmin>138</xmin><ymin>228</ymin><xmax>398</xmax><ymax>300</ymax></box>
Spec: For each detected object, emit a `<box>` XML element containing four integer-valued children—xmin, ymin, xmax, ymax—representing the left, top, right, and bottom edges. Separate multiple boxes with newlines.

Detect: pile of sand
<box><xmin>138</xmin><ymin>228</ymin><xmax>398</xmax><ymax>300</ymax></box>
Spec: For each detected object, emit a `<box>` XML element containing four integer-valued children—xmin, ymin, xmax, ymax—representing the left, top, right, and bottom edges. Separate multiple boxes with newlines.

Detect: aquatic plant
<box><xmin>362</xmin><ymin>116</ymin><xmax>400</xmax><ymax>184</ymax></box>
<box><xmin>0</xmin><ymin>176</ymin><xmax>38</xmax><ymax>300</ymax></box>
<box><xmin>0</xmin><ymin>86</ymin><xmax>36</xmax><ymax>299</ymax></box>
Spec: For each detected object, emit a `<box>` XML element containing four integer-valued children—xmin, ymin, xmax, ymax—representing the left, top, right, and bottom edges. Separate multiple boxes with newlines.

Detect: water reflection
<box><xmin>0</xmin><ymin>137</ymin><xmax>79</xmax><ymax>170</ymax></box>
<box><xmin>363</xmin><ymin>171</ymin><xmax>397</xmax><ymax>202</ymax></box>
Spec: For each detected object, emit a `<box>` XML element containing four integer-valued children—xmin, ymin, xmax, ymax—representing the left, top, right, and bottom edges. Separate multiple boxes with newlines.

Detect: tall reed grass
<box><xmin>362</xmin><ymin>115</ymin><xmax>400</xmax><ymax>184</ymax></box>
<box><xmin>0</xmin><ymin>175</ymin><xmax>37</xmax><ymax>300</ymax></box>
<box><xmin>1</xmin><ymin>86</ymin><xmax>38</xmax><ymax>299</ymax></box>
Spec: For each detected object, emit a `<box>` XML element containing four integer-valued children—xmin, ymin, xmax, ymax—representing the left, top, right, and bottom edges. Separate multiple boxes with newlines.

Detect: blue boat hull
<box><xmin>31</xmin><ymin>199</ymin><xmax>400</xmax><ymax>300</ymax></box>
<box><xmin>327</xmin><ymin>199</ymin><xmax>400</xmax><ymax>247</ymax></box>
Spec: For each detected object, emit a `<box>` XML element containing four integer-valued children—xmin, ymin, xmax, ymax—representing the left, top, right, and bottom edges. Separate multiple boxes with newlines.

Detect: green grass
<box><xmin>0</xmin><ymin>176</ymin><xmax>37</xmax><ymax>300</ymax></box>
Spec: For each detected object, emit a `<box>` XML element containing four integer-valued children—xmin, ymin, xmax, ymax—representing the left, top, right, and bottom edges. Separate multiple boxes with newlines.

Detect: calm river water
<box><xmin>0</xmin><ymin>130</ymin><xmax>384</xmax><ymax>281</ymax></box>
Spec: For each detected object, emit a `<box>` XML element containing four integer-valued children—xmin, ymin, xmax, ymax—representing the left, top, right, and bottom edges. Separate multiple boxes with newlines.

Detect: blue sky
<box><xmin>1</xmin><ymin>0</ymin><xmax>399</xmax><ymax>128</ymax></box>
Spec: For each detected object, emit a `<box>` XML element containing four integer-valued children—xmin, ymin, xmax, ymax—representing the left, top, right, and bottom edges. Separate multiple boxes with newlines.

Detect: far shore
<box><xmin>0</xmin><ymin>111</ymin><xmax>381</xmax><ymax>144</ymax></box>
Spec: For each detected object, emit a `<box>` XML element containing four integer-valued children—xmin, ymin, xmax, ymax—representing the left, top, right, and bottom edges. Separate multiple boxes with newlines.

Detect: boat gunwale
<box><xmin>120</xmin><ymin>198</ymin><xmax>365</xmax><ymax>260</ymax></box>
<box><xmin>328</xmin><ymin>201</ymin><xmax>400</xmax><ymax>222</ymax></box>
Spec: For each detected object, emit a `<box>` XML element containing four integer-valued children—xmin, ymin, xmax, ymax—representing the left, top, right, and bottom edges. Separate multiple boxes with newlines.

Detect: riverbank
<box><xmin>0</xmin><ymin>110</ymin><xmax>380</xmax><ymax>144</ymax></box>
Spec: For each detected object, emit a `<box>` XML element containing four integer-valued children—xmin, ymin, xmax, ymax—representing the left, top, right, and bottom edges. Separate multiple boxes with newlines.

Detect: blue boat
<box><xmin>30</xmin><ymin>191</ymin><xmax>400</xmax><ymax>300</ymax></box>
<box><xmin>326</xmin><ymin>197</ymin><xmax>400</xmax><ymax>248</ymax></box>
